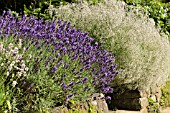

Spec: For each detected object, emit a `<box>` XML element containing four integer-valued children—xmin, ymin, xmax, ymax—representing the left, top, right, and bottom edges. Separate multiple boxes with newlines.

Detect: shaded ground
<box><xmin>108</xmin><ymin>107</ymin><xmax>170</xmax><ymax>113</ymax></box>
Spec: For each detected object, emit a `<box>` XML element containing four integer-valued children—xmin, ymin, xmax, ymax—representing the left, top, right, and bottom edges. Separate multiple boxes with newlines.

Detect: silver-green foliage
<box><xmin>50</xmin><ymin>0</ymin><xmax>170</xmax><ymax>91</ymax></box>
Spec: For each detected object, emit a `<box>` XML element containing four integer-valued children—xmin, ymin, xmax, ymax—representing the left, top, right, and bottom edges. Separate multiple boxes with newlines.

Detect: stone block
<box><xmin>90</xmin><ymin>93</ymin><xmax>109</xmax><ymax>113</ymax></box>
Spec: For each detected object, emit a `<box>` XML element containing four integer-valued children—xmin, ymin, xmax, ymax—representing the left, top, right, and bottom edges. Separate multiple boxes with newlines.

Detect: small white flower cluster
<box><xmin>45</xmin><ymin>5</ymin><xmax>58</xmax><ymax>19</ymax></box>
<box><xmin>0</xmin><ymin>39</ymin><xmax>31</xmax><ymax>87</ymax></box>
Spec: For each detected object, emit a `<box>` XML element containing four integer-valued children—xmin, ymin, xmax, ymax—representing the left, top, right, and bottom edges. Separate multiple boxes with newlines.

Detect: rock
<box><xmin>150</xmin><ymin>95</ymin><xmax>157</xmax><ymax>102</ymax></box>
<box><xmin>140</xmin><ymin>107</ymin><xmax>148</xmax><ymax>113</ymax></box>
<box><xmin>50</xmin><ymin>93</ymin><xmax>109</xmax><ymax>113</ymax></box>
<box><xmin>50</xmin><ymin>106</ymin><xmax>69</xmax><ymax>113</ymax></box>
<box><xmin>91</xmin><ymin>100</ymin><xmax>98</xmax><ymax>106</ymax></box>
<box><xmin>140</xmin><ymin>97</ymin><xmax>149</xmax><ymax>109</ymax></box>
<box><xmin>96</xmin><ymin>99</ymin><xmax>109</xmax><ymax>113</ymax></box>
<box><xmin>90</xmin><ymin>93</ymin><xmax>109</xmax><ymax>113</ymax></box>
<box><xmin>109</xmin><ymin>89</ymin><xmax>148</xmax><ymax>110</ymax></box>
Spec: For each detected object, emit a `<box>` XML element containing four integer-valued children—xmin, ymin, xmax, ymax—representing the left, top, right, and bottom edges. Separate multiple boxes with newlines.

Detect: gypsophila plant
<box><xmin>52</xmin><ymin>0</ymin><xmax>170</xmax><ymax>91</ymax></box>
<box><xmin>0</xmin><ymin>36</ymin><xmax>31</xmax><ymax>112</ymax></box>
<box><xmin>0</xmin><ymin>10</ymin><xmax>118</xmax><ymax>112</ymax></box>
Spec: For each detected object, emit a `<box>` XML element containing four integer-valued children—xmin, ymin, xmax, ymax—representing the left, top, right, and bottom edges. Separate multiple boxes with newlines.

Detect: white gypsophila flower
<box><xmin>1</xmin><ymin>63</ymin><xmax>4</xmax><ymax>66</ymax></box>
<box><xmin>25</xmin><ymin>67</ymin><xmax>29</xmax><ymax>71</ymax></box>
<box><xmin>8</xmin><ymin>43</ymin><xmax>13</xmax><ymax>50</ymax></box>
<box><xmin>12</xmin><ymin>47</ymin><xmax>18</xmax><ymax>54</ymax></box>
<box><xmin>22</xmin><ymin>47</ymin><xmax>26</xmax><ymax>54</ymax></box>
<box><xmin>9</xmin><ymin>61</ymin><xmax>16</xmax><ymax>71</ymax></box>
<box><xmin>5</xmin><ymin>52</ymin><xmax>10</xmax><ymax>58</ymax></box>
<box><xmin>10</xmin><ymin>61</ymin><xmax>15</xmax><ymax>66</ymax></box>
<box><xmin>23</xmin><ymin>74</ymin><xmax>27</xmax><ymax>77</ymax></box>
<box><xmin>14</xmin><ymin>66</ymin><xmax>20</xmax><ymax>70</ymax></box>
<box><xmin>26</xmin><ymin>60</ymin><xmax>30</xmax><ymax>63</ymax></box>
<box><xmin>6</xmin><ymin>71</ymin><xmax>9</xmax><ymax>76</ymax></box>
<box><xmin>18</xmin><ymin>39</ymin><xmax>22</xmax><ymax>49</ymax></box>
<box><xmin>12</xmin><ymin>81</ymin><xmax>17</xmax><ymax>87</ymax></box>
<box><xmin>12</xmin><ymin>74</ymin><xmax>14</xmax><ymax>78</ymax></box>
<box><xmin>19</xmin><ymin>69</ymin><xmax>24</xmax><ymax>73</ymax></box>
<box><xmin>8</xmin><ymin>66</ymin><xmax>12</xmax><ymax>71</ymax></box>
<box><xmin>21</xmin><ymin>60</ymin><xmax>25</xmax><ymax>63</ymax></box>
<box><xmin>22</xmin><ymin>71</ymin><xmax>27</xmax><ymax>77</ymax></box>
<box><xmin>17</xmin><ymin>72</ymin><xmax>22</xmax><ymax>77</ymax></box>
<box><xmin>0</xmin><ymin>42</ymin><xmax>3</xmax><ymax>53</ymax></box>
<box><xmin>21</xmin><ymin>63</ymin><xmax>25</xmax><ymax>69</ymax></box>
<box><xmin>19</xmin><ymin>54</ymin><xmax>22</xmax><ymax>60</ymax></box>
<box><xmin>15</xmin><ymin>55</ymin><xmax>20</xmax><ymax>60</ymax></box>
<box><xmin>15</xmin><ymin>59</ymin><xmax>19</xmax><ymax>63</ymax></box>
<box><xmin>7</xmin><ymin>61</ymin><xmax>10</xmax><ymax>64</ymax></box>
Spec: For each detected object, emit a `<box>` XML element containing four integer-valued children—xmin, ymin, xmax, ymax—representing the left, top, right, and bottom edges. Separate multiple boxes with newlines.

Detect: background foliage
<box><xmin>0</xmin><ymin>0</ymin><xmax>104</xmax><ymax>20</ymax></box>
<box><xmin>123</xmin><ymin>0</ymin><xmax>170</xmax><ymax>40</ymax></box>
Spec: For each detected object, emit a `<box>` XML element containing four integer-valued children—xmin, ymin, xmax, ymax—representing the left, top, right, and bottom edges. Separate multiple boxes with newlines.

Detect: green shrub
<box><xmin>51</xmin><ymin>0</ymin><xmax>170</xmax><ymax>91</ymax></box>
<box><xmin>0</xmin><ymin>0</ymin><xmax>105</xmax><ymax>20</ymax></box>
<box><xmin>160</xmin><ymin>77</ymin><xmax>170</xmax><ymax>108</ymax></box>
<box><xmin>148</xmin><ymin>97</ymin><xmax>160</xmax><ymax>113</ymax></box>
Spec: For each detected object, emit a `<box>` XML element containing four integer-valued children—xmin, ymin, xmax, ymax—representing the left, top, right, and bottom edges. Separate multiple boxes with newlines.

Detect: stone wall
<box><xmin>50</xmin><ymin>93</ymin><xmax>109</xmax><ymax>113</ymax></box>
<box><xmin>108</xmin><ymin>86</ymin><xmax>162</xmax><ymax>113</ymax></box>
<box><xmin>50</xmin><ymin>86</ymin><xmax>163</xmax><ymax>113</ymax></box>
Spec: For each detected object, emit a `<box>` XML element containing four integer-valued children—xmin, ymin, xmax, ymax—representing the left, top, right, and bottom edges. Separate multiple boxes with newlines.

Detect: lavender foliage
<box><xmin>0</xmin><ymin>11</ymin><xmax>118</xmax><ymax>102</ymax></box>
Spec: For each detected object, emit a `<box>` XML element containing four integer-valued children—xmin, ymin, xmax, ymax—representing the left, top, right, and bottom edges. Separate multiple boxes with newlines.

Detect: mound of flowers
<box><xmin>0</xmin><ymin>11</ymin><xmax>118</xmax><ymax>112</ymax></box>
<box><xmin>53</xmin><ymin>1</ymin><xmax>170</xmax><ymax>92</ymax></box>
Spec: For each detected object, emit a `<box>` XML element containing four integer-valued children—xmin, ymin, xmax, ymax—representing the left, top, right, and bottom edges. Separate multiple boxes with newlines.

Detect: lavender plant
<box><xmin>0</xmin><ymin>11</ymin><xmax>118</xmax><ymax>112</ymax></box>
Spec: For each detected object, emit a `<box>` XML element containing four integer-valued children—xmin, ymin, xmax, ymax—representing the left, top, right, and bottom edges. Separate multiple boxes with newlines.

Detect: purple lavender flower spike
<box><xmin>62</xmin><ymin>82</ymin><xmax>67</xmax><ymax>89</ymax></box>
<box><xmin>82</xmin><ymin>77</ymin><xmax>88</xmax><ymax>83</ymax></box>
<box><xmin>68</xmin><ymin>82</ymin><xmax>75</xmax><ymax>87</ymax></box>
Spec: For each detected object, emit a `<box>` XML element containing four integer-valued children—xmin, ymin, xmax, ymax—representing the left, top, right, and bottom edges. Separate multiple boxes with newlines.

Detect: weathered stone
<box><xmin>91</xmin><ymin>100</ymin><xmax>98</xmax><ymax>106</ymax></box>
<box><xmin>90</xmin><ymin>93</ymin><xmax>109</xmax><ymax>113</ymax></box>
<box><xmin>50</xmin><ymin>93</ymin><xmax>109</xmax><ymax>113</ymax></box>
<box><xmin>140</xmin><ymin>97</ymin><xmax>149</xmax><ymax>109</ymax></box>
<box><xmin>96</xmin><ymin>99</ymin><xmax>109</xmax><ymax>113</ymax></box>
<box><xmin>50</xmin><ymin>106</ymin><xmax>69</xmax><ymax>113</ymax></box>
<box><xmin>150</xmin><ymin>95</ymin><xmax>157</xmax><ymax>102</ymax></box>
<box><xmin>140</xmin><ymin>107</ymin><xmax>148</xmax><ymax>113</ymax></box>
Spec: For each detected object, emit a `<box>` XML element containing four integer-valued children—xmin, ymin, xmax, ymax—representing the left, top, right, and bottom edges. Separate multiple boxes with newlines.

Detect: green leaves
<box><xmin>0</xmin><ymin>81</ymin><xmax>6</xmax><ymax>106</ymax></box>
<box><xmin>124</xmin><ymin>0</ymin><xmax>170</xmax><ymax>40</ymax></box>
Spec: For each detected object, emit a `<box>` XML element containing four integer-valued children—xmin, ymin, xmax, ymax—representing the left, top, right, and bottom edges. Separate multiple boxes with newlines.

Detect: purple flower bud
<box><xmin>68</xmin><ymin>82</ymin><xmax>75</xmax><ymax>87</ymax></box>
<box><xmin>62</xmin><ymin>82</ymin><xmax>67</xmax><ymax>89</ymax></box>
<box><xmin>82</xmin><ymin>77</ymin><xmax>88</xmax><ymax>83</ymax></box>
<box><xmin>53</xmin><ymin>66</ymin><xmax>57</xmax><ymax>72</ymax></box>
<box><xmin>80</xmin><ymin>67</ymin><xmax>84</xmax><ymax>71</ymax></box>
<box><xmin>68</xmin><ymin>94</ymin><xmax>73</xmax><ymax>98</ymax></box>
<box><xmin>22</xmin><ymin>81</ymin><xmax>26</xmax><ymax>85</ymax></box>
<box><xmin>106</xmin><ymin>96</ymin><xmax>111</xmax><ymax>100</ymax></box>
